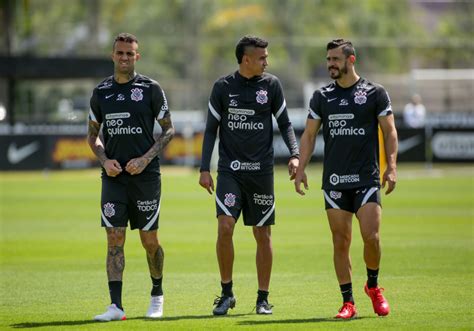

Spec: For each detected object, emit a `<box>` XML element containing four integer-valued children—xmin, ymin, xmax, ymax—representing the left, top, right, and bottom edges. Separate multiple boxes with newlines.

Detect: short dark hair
<box><xmin>235</xmin><ymin>35</ymin><xmax>268</xmax><ymax>64</ymax></box>
<box><xmin>113</xmin><ymin>32</ymin><xmax>138</xmax><ymax>49</ymax></box>
<box><xmin>327</xmin><ymin>39</ymin><xmax>356</xmax><ymax>58</ymax></box>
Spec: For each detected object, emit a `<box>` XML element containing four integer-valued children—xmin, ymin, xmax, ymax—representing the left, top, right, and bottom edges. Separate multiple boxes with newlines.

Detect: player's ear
<box><xmin>136</xmin><ymin>52</ymin><xmax>141</xmax><ymax>61</ymax></box>
<box><xmin>348</xmin><ymin>55</ymin><xmax>356</xmax><ymax>64</ymax></box>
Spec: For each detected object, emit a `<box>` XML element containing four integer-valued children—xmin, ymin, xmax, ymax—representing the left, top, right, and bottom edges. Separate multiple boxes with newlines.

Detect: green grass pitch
<box><xmin>0</xmin><ymin>164</ymin><xmax>473</xmax><ymax>330</ymax></box>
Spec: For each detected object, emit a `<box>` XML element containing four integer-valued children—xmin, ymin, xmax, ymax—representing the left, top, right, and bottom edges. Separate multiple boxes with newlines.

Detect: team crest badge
<box><xmin>103</xmin><ymin>202</ymin><xmax>116</xmax><ymax>217</ymax></box>
<box><xmin>130</xmin><ymin>88</ymin><xmax>143</xmax><ymax>102</ymax></box>
<box><xmin>330</xmin><ymin>191</ymin><xmax>342</xmax><ymax>199</ymax></box>
<box><xmin>256</xmin><ymin>90</ymin><xmax>268</xmax><ymax>104</ymax></box>
<box><xmin>354</xmin><ymin>90</ymin><xmax>367</xmax><ymax>105</ymax></box>
<box><xmin>224</xmin><ymin>193</ymin><xmax>236</xmax><ymax>207</ymax></box>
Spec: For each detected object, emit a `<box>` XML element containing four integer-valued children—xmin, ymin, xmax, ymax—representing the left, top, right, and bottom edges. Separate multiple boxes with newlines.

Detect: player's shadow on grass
<box><xmin>151</xmin><ymin>313</ymin><xmax>251</xmax><ymax>321</ymax></box>
<box><xmin>10</xmin><ymin>314</ymin><xmax>251</xmax><ymax>328</ymax></box>
<box><xmin>237</xmin><ymin>316</ymin><xmax>371</xmax><ymax>325</ymax></box>
<box><xmin>11</xmin><ymin>320</ymin><xmax>105</xmax><ymax>328</ymax></box>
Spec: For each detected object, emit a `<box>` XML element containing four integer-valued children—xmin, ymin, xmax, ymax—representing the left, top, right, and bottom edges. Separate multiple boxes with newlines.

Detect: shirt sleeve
<box><xmin>272</xmin><ymin>79</ymin><xmax>299</xmax><ymax>158</ymax></box>
<box><xmin>376</xmin><ymin>86</ymin><xmax>393</xmax><ymax>117</ymax></box>
<box><xmin>151</xmin><ymin>82</ymin><xmax>170</xmax><ymax>120</ymax></box>
<box><xmin>200</xmin><ymin>83</ymin><xmax>222</xmax><ymax>172</ymax></box>
<box><xmin>308</xmin><ymin>90</ymin><xmax>322</xmax><ymax>120</ymax></box>
<box><xmin>89</xmin><ymin>88</ymin><xmax>101</xmax><ymax>123</ymax></box>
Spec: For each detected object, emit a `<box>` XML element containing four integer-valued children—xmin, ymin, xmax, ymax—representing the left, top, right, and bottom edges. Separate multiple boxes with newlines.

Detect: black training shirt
<box><xmin>200</xmin><ymin>71</ymin><xmax>299</xmax><ymax>174</ymax></box>
<box><xmin>308</xmin><ymin>77</ymin><xmax>392</xmax><ymax>189</ymax></box>
<box><xmin>89</xmin><ymin>74</ymin><xmax>169</xmax><ymax>174</ymax></box>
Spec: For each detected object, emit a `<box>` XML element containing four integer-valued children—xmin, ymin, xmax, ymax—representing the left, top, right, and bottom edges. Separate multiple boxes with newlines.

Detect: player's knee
<box><xmin>218</xmin><ymin>224</ymin><xmax>233</xmax><ymax>239</ymax></box>
<box><xmin>217</xmin><ymin>217</ymin><xmax>235</xmax><ymax>238</ymax></box>
<box><xmin>253</xmin><ymin>227</ymin><xmax>271</xmax><ymax>243</ymax></box>
<box><xmin>332</xmin><ymin>234</ymin><xmax>351</xmax><ymax>251</ymax></box>
<box><xmin>107</xmin><ymin>232</ymin><xmax>125</xmax><ymax>246</ymax></box>
<box><xmin>141</xmin><ymin>237</ymin><xmax>159</xmax><ymax>252</ymax></box>
<box><xmin>362</xmin><ymin>232</ymin><xmax>380</xmax><ymax>246</ymax></box>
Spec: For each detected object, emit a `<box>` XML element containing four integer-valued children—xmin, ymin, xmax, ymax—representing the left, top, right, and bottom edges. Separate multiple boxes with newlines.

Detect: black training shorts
<box><xmin>101</xmin><ymin>172</ymin><xmax>161</xmax><ymax>231</ymax></box>
<box><xmin>216</xmin><ymin>171</ymin><xmax>275</xmax><ymax>226</ymax></box>
<box><xmin>323</xmin><ymin>186</ymin><xmax>381</xmax><ymax>213</ymax></box>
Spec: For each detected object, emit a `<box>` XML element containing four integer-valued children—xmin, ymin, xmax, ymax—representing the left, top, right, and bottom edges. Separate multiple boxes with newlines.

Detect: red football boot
<box><xmin>334</xmin><ymin>301</ymin><xmax>358</xmax><ymax>319</ymax></box>
<box><xmin>365</xmin><ymin>283</ymin><xmax>390</xmax><ymax>316</ymax></box>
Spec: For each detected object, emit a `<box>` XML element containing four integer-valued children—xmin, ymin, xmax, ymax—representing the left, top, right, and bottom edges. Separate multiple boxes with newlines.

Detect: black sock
<box><xmin>108</xmin><ymin>281</ymin><xmax>123</xmax><ymax>310</ymax></box>
<box><xmin>221</xmin><ymin>281</ymin><xmax>233</xmax><ymax>297</ymax></box>
<box><xmin>151</xmin><ymin>276</ymin><xmax>163</xmax><ymax>296</ymax></box>
<box><xmin>340</xmin><ymin>283</ymin><xmax>354</xmax><ymax>303</ymax></box>
<box><xmin>257</xmin><ymin>290</ymin><xmax>269</xmax><ymax>304</ymax></box>
<box><xmin>367</xmin><ymin>268</ymin><xmax>379</xmax><ymax>288</ymax></box>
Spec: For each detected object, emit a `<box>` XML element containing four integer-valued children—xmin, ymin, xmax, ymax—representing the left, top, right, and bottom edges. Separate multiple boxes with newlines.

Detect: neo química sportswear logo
<box><xmin>105</xmin><ymin>112</ymin><xmax>143</xmax><ymax>137</ymax></box>
<box><xmin>328</xmin><ymin>113</ymin><xmax>365</xmax><ymax>138</ymax></box>
<box><xmin>227</xmin><ymin>108</ymin><xmax>263</xmax><ymax>131</ymax></box>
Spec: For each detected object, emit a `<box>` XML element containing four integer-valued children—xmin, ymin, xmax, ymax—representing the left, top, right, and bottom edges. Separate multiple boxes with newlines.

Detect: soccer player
<box><xmin>199</xmin><ymin>35</ymin><xmax>299</xmax><ymax>316</ymax></box>
<box><xmin>87</xmin><ymin>32</ymin><xmax>175</xmax><ymax>321</ymax></box>
<box><xmin>293</xmin><ymin>39</ymin><xmax>398</xmax><ymax>319</ymax></box>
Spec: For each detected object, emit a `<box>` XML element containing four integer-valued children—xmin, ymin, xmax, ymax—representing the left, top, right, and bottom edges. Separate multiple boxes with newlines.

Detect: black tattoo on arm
<box><xmin>143</xmin><ymin>113</ymin><xmax>175</xmax><ymax>164</ymax></box>
<box><xmin>87</xmin><ymin>120</ymin><xmax>108</xmax><ymax>166</ymax></box>
<box><xmin>146</xmin><ymin>245</ymin><xmax>164</xmax><ymax>279</ymax></box>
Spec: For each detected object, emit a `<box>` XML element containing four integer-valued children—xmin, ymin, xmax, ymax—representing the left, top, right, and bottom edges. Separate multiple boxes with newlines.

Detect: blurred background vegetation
<box><xmin>0</xmin><ymin>0</ymin><xmax>473</xmax><ymax>123</ymax></box>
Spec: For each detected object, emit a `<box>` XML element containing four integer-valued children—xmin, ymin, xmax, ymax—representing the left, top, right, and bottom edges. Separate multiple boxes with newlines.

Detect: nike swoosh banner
<box><xmin>396</xmin><ymin>128</ymin><xmax>426</xmax><ymax>162</ymax></box>
<box><xmin>0</xmin><ymin>135</ymin><xmax>99</xmax><ymax>170</ymax></box>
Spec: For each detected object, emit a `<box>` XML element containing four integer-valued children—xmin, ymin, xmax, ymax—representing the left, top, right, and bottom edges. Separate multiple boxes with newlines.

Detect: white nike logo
<box><xmin>262</xmin><ymin>207</ymin><xmax>271</xmax><ymax>214</ymax></box>
<box><xmin>105</xmin><ymin>94</ymin><xmax>114</xmax><ymax>99</ymax></box>
<box><xmin>327</xmin><ymin>98</ymin><xmax>337</xmax><ymax>102</ymax></box>
<box><xmin>7</xmin><ymin>141</ymin><xmax>40</xmax><ymax>164</ymax></box>
<box><xmin>146</xmin><ymin>213</ymin><xmax>155</xmax><ymax>220</ymax></box>
<box><xmin>229</xmin><ymin>94</ymin><xmax>239</xmax><ymax>97</ymax></box>
<box><xmin>398</xmin><ymin>135</ymin><xmax>423</xmax><ymax>153</ymax></box>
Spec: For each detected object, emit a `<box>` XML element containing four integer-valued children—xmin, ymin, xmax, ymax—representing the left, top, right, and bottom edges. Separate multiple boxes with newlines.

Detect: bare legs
<box><xmin>140</xmin><ymin>230</ymin><xmax>164</xmax><ymax>279</ymax></box>
<box><xmin>216</xmin><ymin>215</ymin><xmax>272</xmax><ymax>291</ymax></box>
<box><xmin>327</xmin><ymin>202</ymin><xmax>382</xmax><ymax>285</ymax></box>
<box><xmin>106</xmin><ymin>227</ymin><xmax>126</xmax><ymax>281</ymax></box>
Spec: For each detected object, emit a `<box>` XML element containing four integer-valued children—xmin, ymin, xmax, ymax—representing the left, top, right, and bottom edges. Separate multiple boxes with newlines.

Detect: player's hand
<box><xmin>294</xmin><ymin>171</ymin><xmax>309</xmax><ymax>196</ymax></box>
<box><xmin>199</xmin><ymin>171</ymin><xmax>214</xmax><ymax>195</ymax></box>
<box><xmin>103</xmin><ymin>159</ymin><xmax>122</xmax><ymax>177</ymax></box>
<box><xmin>125</xmin><ymin>157</ymin><xmax>149</xmax><ymax>175</ymax></box>
<box><xmin>288</xmin><ymin>157</ymin><xmax>299</xmax><ymax>180</ymax></box>
<box><xmin>382</xmin><ymin>167</ymin><xmax>397</xmax><ymax>195</ymax></box>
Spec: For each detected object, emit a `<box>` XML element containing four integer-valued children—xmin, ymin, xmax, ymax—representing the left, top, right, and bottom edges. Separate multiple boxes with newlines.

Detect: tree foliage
<box><xmin>4</xmin><ymin>0</ymin><xmax>473</xmax><ymax>109</ymax></box>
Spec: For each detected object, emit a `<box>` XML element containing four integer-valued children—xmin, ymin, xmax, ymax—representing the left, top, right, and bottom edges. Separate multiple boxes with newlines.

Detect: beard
<box><xmin>329</xmin><ymin>62</ymin><xmax>348</xmax><ymax>79</ymax></box>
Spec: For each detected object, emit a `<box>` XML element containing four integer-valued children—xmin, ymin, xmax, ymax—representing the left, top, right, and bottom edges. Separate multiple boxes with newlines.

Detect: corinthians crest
<box><xmin>224</xmin><ymin>193</ymin><xmax>236</xmax><ymax>207</ymax></box>
<box><xmin>256</xmin><ymin>90</ymin><xmax>268</xmax><ymax>104</ymax></box>
<box><xmin>354</xmin><ymin>90</ymin><xmax>367</xmax><ymax>105</ymax></box>
<box><xmin>130</xmin><ymin>88</ymin><xmax>143</xmax><ymax>102</ymax></box>
<box><xmin>103</xmin><ymin>202</ymin><xmax>116</xmax><ymax>217</ymax></box>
